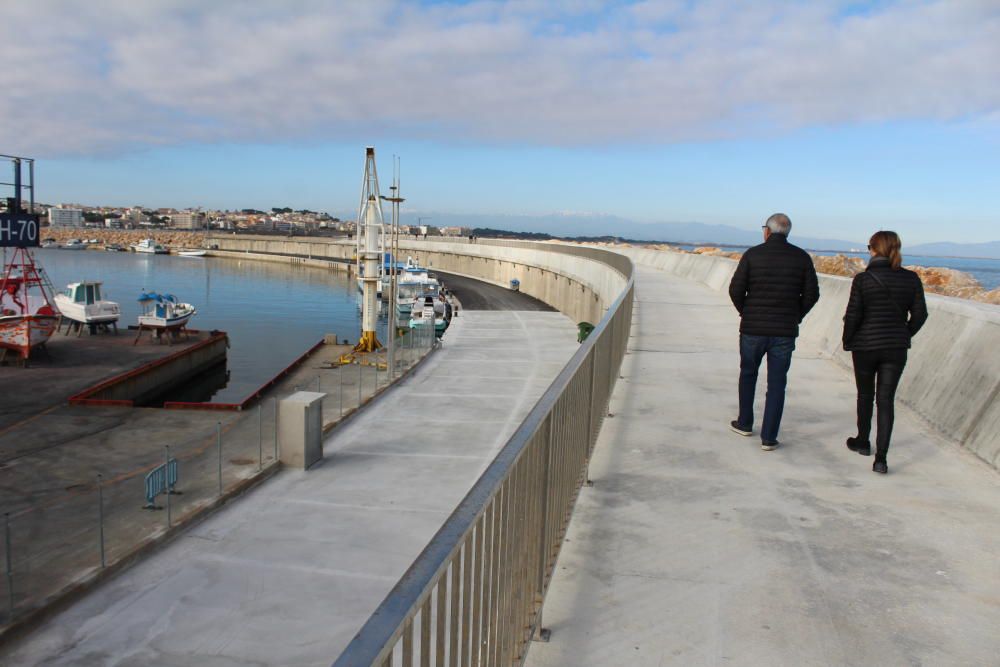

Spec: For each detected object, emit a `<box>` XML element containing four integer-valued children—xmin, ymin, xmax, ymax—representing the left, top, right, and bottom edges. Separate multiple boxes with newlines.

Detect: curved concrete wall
<box><xmin>617</xmin><ymin>247</ymin><xmax>1000</xmax><ymax>470</ymax></box>
<box><xmin>207</xmin><ymin>236</ymin><xmax>628</xmax><ymax>326</ymax></box>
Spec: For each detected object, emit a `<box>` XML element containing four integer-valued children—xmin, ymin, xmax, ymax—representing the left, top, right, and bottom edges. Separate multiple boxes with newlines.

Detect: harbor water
<box><xmin>32</xmin><ymin>248</ymin><xmax>378</xmax><ymax>403</ymax></box>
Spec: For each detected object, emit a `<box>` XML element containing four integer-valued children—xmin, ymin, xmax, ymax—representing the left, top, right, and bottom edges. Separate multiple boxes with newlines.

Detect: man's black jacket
<box><xmin>842</xmin><ymin>257</ymin><xmax>927</xmax><ymax>351</ymax></box>
<box><xmin>728</xmin><ymin>234</ymin><xmax>820</xmax><ymax>337</ymax></box>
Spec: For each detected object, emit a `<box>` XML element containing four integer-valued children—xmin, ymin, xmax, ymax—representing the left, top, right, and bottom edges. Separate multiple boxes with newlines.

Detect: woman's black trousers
<box><xmin>852</xmin><ymin>348</ymin><xmax>907</xmax><ymax>459</ymax></box>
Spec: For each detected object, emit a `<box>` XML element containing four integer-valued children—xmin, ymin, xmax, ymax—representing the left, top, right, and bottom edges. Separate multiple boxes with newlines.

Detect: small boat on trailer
<box><xmin>134</xmin><ymin>292</ymin><xmax>196</xmax><ymax>344</ymax></box>
<box><xmin>54</xmin><ymin>281</ymin><xmax>120</xmax><ymax>335</ymax></box>
<box><xmin>0</xmin><ymin>247</ymin><xmax>60</xmax><ymax>362</ymax></box>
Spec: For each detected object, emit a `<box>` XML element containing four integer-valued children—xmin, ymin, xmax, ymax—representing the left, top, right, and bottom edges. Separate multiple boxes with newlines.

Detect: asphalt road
<box><xmin>433</xmin><ymin>271</ymin><xmax>555</xmax><ymax>311</ymax></box>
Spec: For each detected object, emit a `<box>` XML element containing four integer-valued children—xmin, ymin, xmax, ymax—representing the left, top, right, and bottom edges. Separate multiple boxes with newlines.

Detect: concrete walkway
<box><xmin>526</xmin><ymin>265</ymin><xmax>1000</xmax><ymax>667</ymax></box>
<box><xmin>1</xmin><ymin>310</ymin><xmax>578</xmax><ymax>666</ymax></box>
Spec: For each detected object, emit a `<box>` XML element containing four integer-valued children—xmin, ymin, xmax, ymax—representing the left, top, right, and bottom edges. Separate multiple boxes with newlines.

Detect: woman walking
<box><xmin>842</xmin><ymin>231</ymin><xmax>928</xmax><ymax>474</ymax></box>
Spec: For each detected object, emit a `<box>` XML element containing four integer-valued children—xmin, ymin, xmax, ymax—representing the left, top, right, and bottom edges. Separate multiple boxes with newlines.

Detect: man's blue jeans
<box><xmin>738</xmin><ymin>334</ymin><xmax>796</xmax><ymax>442</ymax></box>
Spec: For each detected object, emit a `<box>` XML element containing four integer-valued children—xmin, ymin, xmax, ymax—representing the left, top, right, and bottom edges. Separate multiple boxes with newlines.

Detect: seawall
<box><xmin>616</xmin><ymin>247</ymin><xmax>1000</xmax><ymax>470</ymax></box>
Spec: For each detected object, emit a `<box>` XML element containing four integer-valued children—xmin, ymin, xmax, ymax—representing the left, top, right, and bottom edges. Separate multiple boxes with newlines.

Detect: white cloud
<box><xmin>1</xmin><ymin>0</ymin><xmax>997</xmax><ymax>156</ymax></box>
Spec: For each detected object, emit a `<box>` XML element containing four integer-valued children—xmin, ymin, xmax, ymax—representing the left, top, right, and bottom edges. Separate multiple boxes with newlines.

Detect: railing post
<box><xmin>533</xmin><ymin>414</ymin><xmax>554</xmax><ymax>642</ymax></box>
<box><xmin>357</xmin><ymin>360</ymin><xmax>362</xmax><ymax>407</ymax></box>
<box><xmin>258</xmin><ymin>403</ymin><xmax>263</xmax><ymax>471</ymax></box>
<box><xmin>97</xmin><ymin>474</ymin><xmax>105</xmax><ymax>568</ymax></box>
<box><xmin>273</xmin><ymin>397</ymin><xmax>279</xmax><ymax>460</ymax></box>
<box><xmin>339</xmin><ymin>365</ymin><xmax>343</xmax><ymax>417</ymax></box>
<box><xmin>216</xmin><ymin>422</ymin><xmax>223</xmax><ymax>497</ymax></box>
<box><xmin>584</xmin><ymin>345</ymin><xmax>598</xmax><ymax>487</ymax></box>
<box><xmin>165</xmin><ymin>446</ymin><xmax>172</xmax><ymax>527</ymax></box>
<box><xmin>4</xmin><ymin>512</ymin><xmax>13</xmax><ymax>619</ymax></box>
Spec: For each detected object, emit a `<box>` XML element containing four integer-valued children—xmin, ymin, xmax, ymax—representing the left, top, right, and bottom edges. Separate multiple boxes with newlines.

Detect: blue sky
<box><xmin>3</xmin><ymin>1</ymin><xmax>998</xmax><ymax>245</ymax></box>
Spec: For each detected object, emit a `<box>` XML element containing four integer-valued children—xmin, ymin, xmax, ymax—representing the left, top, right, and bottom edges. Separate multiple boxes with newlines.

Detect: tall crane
<box><xmin>354</xmin><ymin>147</ymin><xmax>385</xmax><ymax>353</ymax></box>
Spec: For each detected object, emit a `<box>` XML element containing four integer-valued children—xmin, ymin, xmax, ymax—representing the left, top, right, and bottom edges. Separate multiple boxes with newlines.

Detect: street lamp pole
<box><xmin>381</xmin><ymin>157</ymin><xmax>404</xmax><ymax>382</ymax></box>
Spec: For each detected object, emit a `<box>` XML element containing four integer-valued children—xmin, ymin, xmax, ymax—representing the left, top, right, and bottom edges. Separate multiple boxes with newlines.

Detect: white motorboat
<box><xmin>408</xmin><ymin>295</ymin><xmax>449</xmax><ymax>337</ymax></box>
<box><xmin>54</xmin><ymin>281</ymin><xmax>120</xmax><ymax>330</ymax></box>
<box><xmin>394</xmin><ymin>258</ymin><xmax>441</xmax><ymax>318</ymax></box>
<box><xmin>131</xmin><ymin>238</ymin><xmax>168</xmax><ymax>254</ymax></box>
<box><xmin>176</xmin><ymin>248</ymin><xmax>207</xmax><ymax>257</ymax></box>
<box><xmin>137</xmin><ymin>292</ymin><xmax>196</xmax><ymax>331</ymax></box>
<box><xmin>62</xmin><ymin>239</ymin><xmax>86</xmax><ymax>250</ymax></box>
<box><xmin>40</xmin><ymin>238</ymin><xmax>58</xmax><ymax>248</ymax></box>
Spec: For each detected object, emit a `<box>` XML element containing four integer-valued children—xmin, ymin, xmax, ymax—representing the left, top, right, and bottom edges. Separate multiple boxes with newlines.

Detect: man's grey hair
<box><xmin>765</xmin><ymin>213</ymin><xmax>792</xmax><ymax>236</ymax></box>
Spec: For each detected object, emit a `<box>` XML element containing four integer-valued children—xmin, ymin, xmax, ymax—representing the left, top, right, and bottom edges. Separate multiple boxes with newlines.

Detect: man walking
<box><xmin>728</xmin><ymin>213</ymin><xmax>819</xmax><ymax>450</ymax></box>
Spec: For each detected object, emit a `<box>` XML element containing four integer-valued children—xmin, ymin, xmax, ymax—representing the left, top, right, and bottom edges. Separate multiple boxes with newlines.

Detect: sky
<box><xmin>2</xmin><ymin>0</ymin><xmax>998</xmax><ymax>244</ymax></box>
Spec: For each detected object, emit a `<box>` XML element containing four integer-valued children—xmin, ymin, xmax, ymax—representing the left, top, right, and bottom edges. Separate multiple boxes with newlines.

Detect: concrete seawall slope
<box><xmin>616</xmin><ymin>247</ymin><xmax>1000</xmax><ymax>470</ymax></box>
<box><xmin>209</xmin><ymin>235</ymin><xmax>629</xmax><ymax>329</ymax></box>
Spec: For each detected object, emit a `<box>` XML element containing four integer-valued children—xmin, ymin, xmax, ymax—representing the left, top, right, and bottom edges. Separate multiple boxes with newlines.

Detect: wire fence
<box><xmin>0</xmin><ymin>325</ymin><xmax>438</xmax><ymax>632</ymax></box>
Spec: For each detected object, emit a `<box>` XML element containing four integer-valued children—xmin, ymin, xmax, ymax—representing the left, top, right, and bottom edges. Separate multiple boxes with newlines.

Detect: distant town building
<box><xmin>48</xmin><ymin>207</ymin><xmax>83</xmax><ymax>227</ymax></box>
<box><xmin>171</xmin><ymin>211</ymin><xmax>205</xmax><ymax>229</ymax></box>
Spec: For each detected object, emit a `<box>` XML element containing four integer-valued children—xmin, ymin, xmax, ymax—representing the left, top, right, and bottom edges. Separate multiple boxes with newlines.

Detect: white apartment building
<box><xmin>48</xmin><ymin>207</ymin><xmax>83</xmax><ymax>227</ymax></box>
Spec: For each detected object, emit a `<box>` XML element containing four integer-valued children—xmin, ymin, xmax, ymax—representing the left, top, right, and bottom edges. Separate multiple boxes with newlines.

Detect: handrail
<box><xmin>333</xmin><ymin>242</ymin><xmax>634</xmax><ymax>667</ymax></box>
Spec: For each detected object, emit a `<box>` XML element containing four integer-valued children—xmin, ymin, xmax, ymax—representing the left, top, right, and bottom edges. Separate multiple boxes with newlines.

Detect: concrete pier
<box><xmin>0</xmin><ymin>309</ymin><xmax>579</xmax><ymax>665</ymax></box>
<box><xmin>525</xmin><ymin>262</ymin><xmax>1000</xmax><ymax>667</ymax></box>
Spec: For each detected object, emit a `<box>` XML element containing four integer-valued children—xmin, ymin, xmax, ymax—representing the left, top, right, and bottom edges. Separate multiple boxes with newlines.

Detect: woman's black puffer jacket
<box><xmin>843</xmin><ymin>257</ymin><xmax>928</xmax><ymax>351</ymax></box>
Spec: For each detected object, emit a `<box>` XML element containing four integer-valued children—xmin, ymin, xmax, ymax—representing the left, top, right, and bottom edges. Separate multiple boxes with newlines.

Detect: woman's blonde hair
<box><xmin>869</xmin><ymin>230</ymin><xmax>902</xmax><ymax>269</ymax></box>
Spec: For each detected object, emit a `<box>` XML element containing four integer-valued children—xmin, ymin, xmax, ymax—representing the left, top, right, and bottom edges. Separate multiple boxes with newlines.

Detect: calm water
<box><xmin>32</xmin><ymin>248</ymin><xmax>373</xmax><ymax>403</ymax></box>
<box><xmin>673</xmin><ymin>244</ymin><xmax>1000</xmax><ymax>289</ymax></box>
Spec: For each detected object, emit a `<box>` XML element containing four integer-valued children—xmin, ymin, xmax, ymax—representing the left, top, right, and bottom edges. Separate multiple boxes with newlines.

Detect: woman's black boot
<box><xmin>873</xmin><ymin>457</ymin><xmax>888</xmax><ymax>474</ymax></box>
<box><xmin>846</xmin><ymin>437</ymin><xmax>871</xmax><ymax>456</ymax></box>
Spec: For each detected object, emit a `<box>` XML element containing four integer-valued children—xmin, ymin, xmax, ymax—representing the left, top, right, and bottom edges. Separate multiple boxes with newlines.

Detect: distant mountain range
<box><xmin>342</xmin><ymin>210</ymin><xmax>999</xmax><ymax>259</ymax></box>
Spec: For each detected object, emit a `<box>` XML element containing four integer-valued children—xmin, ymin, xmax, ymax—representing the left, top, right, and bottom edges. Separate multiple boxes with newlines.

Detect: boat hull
<box><xmin>0</xmin><ymin>314</ymin><xmax>59</xmax><ymax>359</ymax></box>
<box><xmin>54</xmin><ymin>296</ymin><xmax>120</xmax><ymax>325</ymax></box>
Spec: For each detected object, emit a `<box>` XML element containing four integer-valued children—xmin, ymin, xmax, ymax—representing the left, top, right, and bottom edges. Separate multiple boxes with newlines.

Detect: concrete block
<box><xmin>279</xmin><ymin>391</ymin><xmax>326</xmax><ymax>470</ymax></box>
<box><xmin>323</xmin><ymin>333</ymin><xmax>339</xmax><ymax>345</ymax></box>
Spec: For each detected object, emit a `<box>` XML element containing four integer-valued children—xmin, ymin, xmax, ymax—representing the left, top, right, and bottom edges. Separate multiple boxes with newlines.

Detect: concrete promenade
<box><xmin>526</xmin><ymin>264</ymin><xmax>1000</xmax><ymax>666</ymax></box>
<box><xmin>1</xmin><ymin>310</ymin><xmax>578</xmax><ymax>666</ymax></box>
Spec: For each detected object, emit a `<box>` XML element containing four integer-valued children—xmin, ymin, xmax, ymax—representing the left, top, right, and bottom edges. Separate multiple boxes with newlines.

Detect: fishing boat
<box><xmin>40</xmin><ymin>238</ymin><xmax>57</xmax><ymax>249</ymax></box>
<box><xmin>0</xmin><ymin>247</ymin><xmax>60</xmax><ymax>360</ymax></box>
<box><xmin>54</xmin><ymin>281</ymin><xmax>120</xmax><ymax>332</ymax></box>
<box><xmin>104</xmin><ymin>243</ymin><xmax>126</xmax><ymax>252</ymax></box>
<box><xmin>131</xmin><ymin>238</ymin><xmax>168</xmax><ymax>254</ymax></box>
<box><xmin>136</xmin><ymin>292</ymin><xmax>196</xmax><ymax>331</ymax></box>
<box><xmin>62</xmin><ymin>238</ymin><xmax>86</xmax><ymax>250</ymax></box>
<box><xmin>176</xmin><ymin>248</ymin><xmax>207</xmax><ymax>257</ymax></box>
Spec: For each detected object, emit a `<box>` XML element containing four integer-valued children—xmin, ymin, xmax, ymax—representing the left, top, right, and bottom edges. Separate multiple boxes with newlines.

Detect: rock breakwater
<box><xmin>601</xmin><ymin>241</ymin><xmax>1000</xmax><ymax>305</ymax></box>
<box><xmin>43</xmin><ymin>228</ymin><xmax>206</xmax><ymax>249</ymax></box>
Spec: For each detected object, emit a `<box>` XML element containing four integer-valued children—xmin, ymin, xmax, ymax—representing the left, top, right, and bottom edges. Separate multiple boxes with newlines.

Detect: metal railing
<box><xmin>333</xmin><ymin>245</ymin><xmax>634</xmax><ymax>667</ymax></box>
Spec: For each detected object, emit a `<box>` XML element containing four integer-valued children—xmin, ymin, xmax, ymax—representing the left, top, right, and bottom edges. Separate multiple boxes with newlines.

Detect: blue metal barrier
<box><xmin>143</xmin><ymin>458</ymin><xmax>179</xmax><ymax>509</ymax></box>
